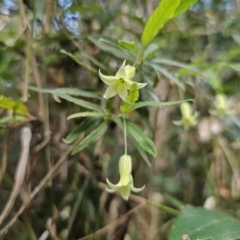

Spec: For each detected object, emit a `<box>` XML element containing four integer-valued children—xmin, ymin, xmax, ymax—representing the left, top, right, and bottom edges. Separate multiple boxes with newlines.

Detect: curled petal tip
<box><xmin>131</xmin><ymin>185</ymin><xmax>145</xmax><ymax>193</ymax></box>
<box><xmin>106</xmin><ymin>187</ymin><xmax>116</xmax><ymax>193</ymax></box>
<box><xmin>106</xmin><ymin>178</ymin><xmax>120</xmax><ymax>189</ymax></box>
<box><xmin>137</xmin><ymin>82</ymin><xmax>147</xmax><ymax>89</ymax></box>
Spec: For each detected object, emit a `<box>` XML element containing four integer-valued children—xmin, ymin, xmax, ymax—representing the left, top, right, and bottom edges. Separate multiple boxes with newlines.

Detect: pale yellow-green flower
<box><xmin>106</xmin><ymin>155</ymin><xmax>145</xmax><ymax>200</ymax></box>
<box><xmin>99</xmin><ymin>60</ymin><xmax>147</xmax><ymax>102</ymax></box>
<box><xmin>173</xmin><ymin>102</ymin><xmax>198</xmax><ymax>129</ymax></box>
<box><xmin>209</xmin><ymin>94</ymin><xmax>233</xmax><ymax>117</ymax></box>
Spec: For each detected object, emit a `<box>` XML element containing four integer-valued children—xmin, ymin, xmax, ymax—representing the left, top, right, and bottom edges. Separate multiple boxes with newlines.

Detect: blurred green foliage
<box><xmin>0</xmin><ymin>0</ymin><xmax>240</xmax><ymax>239</ymax></box>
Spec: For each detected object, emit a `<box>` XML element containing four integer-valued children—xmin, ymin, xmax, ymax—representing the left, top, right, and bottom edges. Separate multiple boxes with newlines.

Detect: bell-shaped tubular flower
<box><xmin>209</xmin><ymin>94</ymin><xmax>233</xmax><ymax>117</ymax></box>
<box><xmin>173</xmin><ymin>102</ymin><xmax>199</xmax><ymax>129</ymax></box>
<box><xmin>106</xmin><ymin>155</ymin><xmax>145</xmax><ymax>200</ymax></box>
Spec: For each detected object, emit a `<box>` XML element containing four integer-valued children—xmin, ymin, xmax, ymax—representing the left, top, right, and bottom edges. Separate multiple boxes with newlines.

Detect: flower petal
<box><xmin>103</xmin><ymin>85</ymin><xmax>118</xmax><ymax>99</ymax></box>
<box><xmin>130</xmin><ymin>184</ymin><xmax>145</xmax><ymax>193</ymax></box>
<box><xmin>99</xmin><ymin>70</ymin><xmax>118</xmax><ymax>85</ymax></box>
<box><xmin>120</xmin><ymin>185</ymin><xmax>131</xmax><ymax>200</ymax></box>
<box><xmin>125</xmin><ymin>79</ymin><xmax>147</xmax><ymax>90</ymax></box>
<box><xmin>118</xmin><ymin>82</ymin><xmax>128</xmax><ymax>102</ymax></box>
<box><xmin>116</xmin><ymin>60</ymin><xmax>127</xmax><ymax>79</ymax></box>
<box><xmin>180</xmin><ymin>103</ymin><xmax>191</xmax><ymax>118</ymax></box>
<box><xmin>106</xmin><ymin>178</ymin><xmax>121</xmax><ymax>189</ymax></box>
<box><xmin>125</xmin><ymin>79</ymin><xmax>134</xmax><ymax>90</ymax></box>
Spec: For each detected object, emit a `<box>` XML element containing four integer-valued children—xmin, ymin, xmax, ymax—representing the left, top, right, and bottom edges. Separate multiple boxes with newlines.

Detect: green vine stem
<box><xmin>123</xmin><ymin>116</ymin><xmax>127</xmax><ymax>155</ymax></box>
<box><xmin>147</xmin><ymin>200</ymin><xmax>180</xmax><ymax>216</ymax></box>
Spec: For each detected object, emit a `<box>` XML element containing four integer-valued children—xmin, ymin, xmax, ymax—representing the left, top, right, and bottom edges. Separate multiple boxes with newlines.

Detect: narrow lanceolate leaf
<box><xmin>173</xmin><ymin>0</ymin><xmax>198</xmax><ymax>18</ymax></box>
<box><xmin>141</xmin><ymin>0</ymin><xmax>180</xmax><ymax>46</ymax></box>
<box><xmin>29</xmin><ymin>86</ymin><xmax>101</xmax><ymax>99</ymax></box>
<box><xmin>149</xmin><ymin>63</ymin><xmax>184</xmax><ymax>89</ymax></box>
<box><xmin>0</xmin><ymin>116</ymin><xmax>26</xmax><ymax>125</ymax></box>
<box><xmin>67</xmin><ymin>112</ymin><xmax>104</xmax><ymax>120</ymax></box>
<box><xmin>135</xmin><ymin>145</ymin><xmax>151</xmax><ymax>167</ymax></box>
<box><xmin>57</xmin><ymin>93</ymin><xmax>102</xmax><ymax>111</ymax></box>
<box><xmin>169</xmin><ymin>205</ymin><xmax>240</xmax><ymax>240</ymax></box>
<box><xmin>128</xmin><ymin>99</ymin><xmax>193</xmax><ymax>112</ymax></box>
<box><xmin>126</xmin><ymin>119</ymin><xmax>157</xmax><ymax>157</ymax></box>
<box><xmin>0</xmin><ymin>96</ymin><xmax>30</xmax><ymax>117</ymax></box>
<box><xmin>120</xmin><ymin>83</ymin><xmax>139</xmax><ymax>114</ymax></box>
<box><xmin>63</xmin><ymin>118</ymin><xmax>96</xmax><ymax>144</ymax></box>
<box><xmin>72</xmin><ymin>122</ymin><xmax>107</xmax><ymax>155</ymax></box>
<box><xmin>118</xmin><ymin>40</ymin><xmax>138</xmax><ymax>52</ymax></box>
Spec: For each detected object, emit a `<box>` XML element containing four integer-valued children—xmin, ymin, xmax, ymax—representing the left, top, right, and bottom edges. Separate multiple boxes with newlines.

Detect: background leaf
<box><xmin>128</xmin><ymin>99</ymin><xmax>192</xmax><ymax>112</ymax></box>
<box><xmin>29</xmin><ymin>86</ymin><xmax>101</xmax><ymax>99</ymax></box>
<box><xmin>55</xmin><ymin>93</ymin><xmax>102</xmax><ymax>111</ymax></box>
<box><xmin>63</xmin><ymin>117</ymin><xmax>97</xmax><ymax>144</ymax></box>
<box><xmin>149</xmin><ymin>63</ymin><xmax>185</xmax><ymax>89</ymax></box>
<box><xmin>67</xmin><ymin>112</ymin><xmax>104</xmax><ymax>120</ymax></box>
<box><xmin>72</xmin><ymin>122</ymin><xmax>108</xmax><ymax>155</ymax></box>
<box><xmin>125</xmin><ymin>119</ymin><xmax>157</xmax><ymax>157</ymax></box>
<box><xmin>168</xmin><ymin>205</ymin><xmax>240</xmax><ymax>240</ymax></box>
<box><xmin>118</xmin><ymin>40</ymin><xmax>138</xmax><ymax>52</ymax></box>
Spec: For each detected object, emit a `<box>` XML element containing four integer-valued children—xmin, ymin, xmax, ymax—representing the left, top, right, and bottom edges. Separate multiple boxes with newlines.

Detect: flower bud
<box><xmin>125</xmin><ymin>65</ymin><xmax>136</xmax><ymax>79</ymax></box>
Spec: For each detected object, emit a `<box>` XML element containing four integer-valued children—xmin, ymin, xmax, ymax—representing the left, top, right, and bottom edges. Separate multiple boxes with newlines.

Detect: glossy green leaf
<box><xmin>0</xmin><ymin>96</ymin><xmax>30</xmax><ymax>116</ymax></box>
<box><xmin>67</xmin><ymin>112</ymin><xmax>104</xmax><ymax>120</ymax></box>
<box><xmin>29</xmin><ymin>86</ymin><xmax>101</xmax><ymax>99</ymax></box>
<box><xmin>141</xmin><ymin>0</ymin><xmax>180</xmax><ymax>46</ymax></box>
<box><xmin>128</xmin><ymin>99</ymin><xmax>192</xmax><ymax>112</ymax></box>
<box><xmin>173</xmin><ymin>0</ymin><xmax>198</xmax><ymax>17</ymax></box>
<box><xmin>120</xmin><ymin>83</ymin><xmax>139</xmax><ymax>114</ymax></box>
<box><xmin>168</xmin><ymin>205</ymin><xmax>240</xmax><ymax>240</ymax></box>
<box><xmin>126</xmin><ymin>119</ymin><xmax>157</xmax><ymax>157</ymax></box>
<box><xmin>72</xmin><ymin>122</ymin><xmax>107</xmax><ymax>155</ymax></box>
<box><xmin>127</xmin><ymin>83</ymin><xmax>139</xmax><ymax>104</ymax></box>
<box><xmin>149</xmin><ymin>63</ymin><xmax>184</xmax><ymax>89</ymax></box>
<box><xmin>118</xmin><ymin>40</ymin><xmax>138</xmax><ymax>52</ymax></box>
<box><xmin>63</xmin><ymin>118</ymin><xmax>96</xmax><ymax>144</ymax></box>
